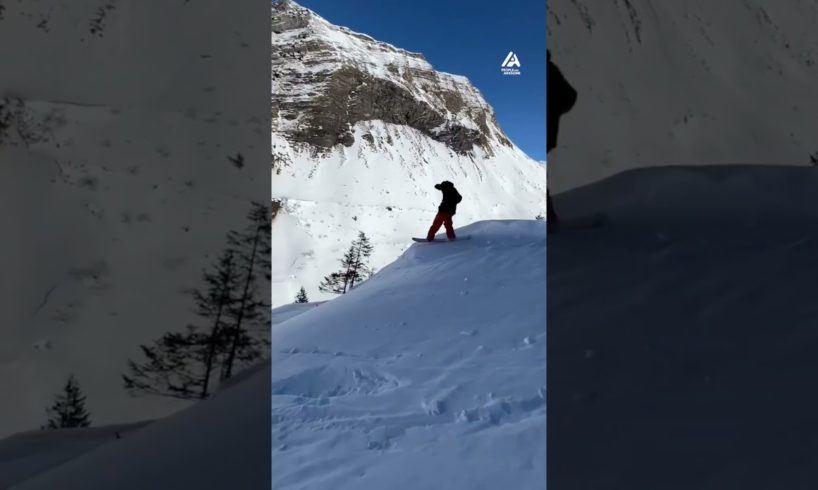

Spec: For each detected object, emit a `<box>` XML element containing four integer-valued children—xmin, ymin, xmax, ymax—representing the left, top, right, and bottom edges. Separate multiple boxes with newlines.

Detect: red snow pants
<box><xmin>427</xmin><ymin>212</ymin><xmax>456</xmax><ymax>241</ymax></box>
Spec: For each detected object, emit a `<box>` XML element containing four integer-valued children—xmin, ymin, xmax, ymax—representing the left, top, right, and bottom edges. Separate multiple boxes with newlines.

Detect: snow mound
<box><xmin>8</xmin><ymin>364</ymin><xmax>271</xmax><ymax>490</ymax></box>
<box><xmin>0</xmin><ymin>421</ymin><xmax>150</xmax><ymax>489</ymax></box>
<box><xmin>271</xmin><ymin>220</ymin><xmax>546</xmax><ymax>489</ymax></box>
<box><xmin>271</xmin><ymin>302</ymin><xmax>326</xmax><ymax>328</ymax></box>
<box><xmin>549</xmin><ymin>165</ymin><xmax>818</xmax><ymax>488</ymax></box>
<box><xmin>555</xmin><ymin>164</ymin><xmax>818</xmax><ymax>227</ymax></box>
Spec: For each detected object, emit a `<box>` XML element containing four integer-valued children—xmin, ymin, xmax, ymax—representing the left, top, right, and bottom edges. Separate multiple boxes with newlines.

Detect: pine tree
<box><xmin>45</xmin><ymin>375</ymin><xmax>91</xmax><ymax>429</ymax></box>
<box><xmin>123</xmin><ymin>202</ymin><xmax>272</xmax><ymax>396</ymax></box>
<box><xmin>123</xmin><ymin>249</ymin><xmax>242</xmax><ymax>400</ymax></box>
<box><xmin>348</xmin><ymin>232</ymin><xmax>374</xmax><ymax>289</ymax></box>
<box><xmin>294</xmin><ymin>287</ymin><xmax>309</xmax><ymax>303</ymax></box>
<box><xmin>252</xmin><ymin>201</ymin><xmax>273</xmax><ymax>281</ymax></box>
<box><xmin>319</xmin><ymin>232</ymin><xmax>374</xmax><ymax>294</ymax></box>
<box><xmin>196</xmin><ymin>249</ymin><xmax>244</xmax><ymax>396</ymax></box>
<box><xmin>122</xmin><ymin>327</ymin><xmax>207</xmax><ymax>400</ymax></box>
<box><xmin>220</xmin><ymin>202</ymin><xmax>271</xmax><ymax>380</ymax></box>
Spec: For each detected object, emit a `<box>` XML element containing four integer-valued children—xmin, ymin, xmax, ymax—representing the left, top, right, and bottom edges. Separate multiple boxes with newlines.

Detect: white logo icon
<box><xmin>501</xmin><ymin>51</ymin><xmax>521</xmax><ymax>68</ymax></box>
<box><xmin>500</xmin><ymin>51</ymin><xmax>521</xmax><ymax>76</ymax></box>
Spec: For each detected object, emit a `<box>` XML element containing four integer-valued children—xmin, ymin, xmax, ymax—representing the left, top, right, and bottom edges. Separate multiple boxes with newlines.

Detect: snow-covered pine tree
<box><xmin>319</xmin><ymin>232</ymin><xmax>374</xmax><ymax>294</ymax></box>
<box><xmin>45</xmin><ymin>375</ymin><xmax>91</xmax><ymax>429</ymax></box>
<box><xmin>123</xmin><ymin>249</ymin><xmax>242</xmax><ymax>400</ymax></box>
<box><xmin>295</xmin><ymin>287</ymin><xmax>309</xmax><ymax>303</ymax></box>
<box><xmin>220</xmin><ymin>202</ymin><xmax>272</xmax><ymax>380</ymax></box>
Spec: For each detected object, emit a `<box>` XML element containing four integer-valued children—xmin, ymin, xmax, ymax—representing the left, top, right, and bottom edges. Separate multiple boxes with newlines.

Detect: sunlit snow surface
<box><xmin>271</xmin><ymin>124</ymin><xmax>547</xmax><ymax>308</ymax></box>
<box><xmin>271</xmin><ymin>220</ymin><xmax>547</xmax><ymax>490</ymax></box>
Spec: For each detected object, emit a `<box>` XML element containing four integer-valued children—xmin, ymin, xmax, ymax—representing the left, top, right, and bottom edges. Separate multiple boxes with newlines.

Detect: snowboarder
<box><xmin>426</xmin><ymin>181</ymin><xmax>462</xmax><ymax>241</ymax></box>
<box><xmin>547</xmin><ymin>49</ymin><xmax>578</xmax><ymax>232</ymax></box>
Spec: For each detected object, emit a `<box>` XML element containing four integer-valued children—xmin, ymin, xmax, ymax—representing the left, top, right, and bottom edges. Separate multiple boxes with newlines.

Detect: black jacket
<box><xmin>435</xmin><ymin>181</ymin><xmax>462</xmax><ymax>215</ymax></box>
<box><xmin>547</xmin><ymin>50</ymin><xmax>577</xmax><ymax>153</ymax></box>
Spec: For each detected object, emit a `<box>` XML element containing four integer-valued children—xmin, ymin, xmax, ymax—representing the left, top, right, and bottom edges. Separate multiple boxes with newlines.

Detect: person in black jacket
<box><xmin>547</xmin><ymin>49</ymin><xmax>578</xmax><ymax>231</ymax></box>
<box><xmin>426</xmin><ymin>181</ymin><xmax>462</xmax><ymax>241</ymax></box>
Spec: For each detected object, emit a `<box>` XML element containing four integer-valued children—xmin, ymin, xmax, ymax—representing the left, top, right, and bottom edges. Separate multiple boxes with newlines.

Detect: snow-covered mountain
<box><xmin>271</xmin><ymin>0</ymin><xmax>547</xmax><ymax>306</ymax></box>
<box><xmin>547</xmin><ymin>0</ymin><xmax>818</xmax><ymax>192</ymax></box>
<box><xmin>0</xmin><ymin>0</ymin><xmax>269</xmax><ymax>438</ymax></box>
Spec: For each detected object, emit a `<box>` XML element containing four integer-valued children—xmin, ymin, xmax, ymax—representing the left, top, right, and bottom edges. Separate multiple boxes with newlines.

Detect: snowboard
<box><xmin>551</xmin><ymin>213</ymin><xmax>608</xmax><ymax>232</ymax></box>
<box><xmin>412</xmin><ymin>235</ymin><xmax>472</xmax><ymax>243</ymax></box>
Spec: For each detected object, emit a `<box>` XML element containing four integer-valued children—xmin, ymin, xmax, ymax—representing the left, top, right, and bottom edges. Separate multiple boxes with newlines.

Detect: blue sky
<box><xmin>294</xmin><ymin>0</ymin><xmax>547</xmax><ymax>161</ymax></box>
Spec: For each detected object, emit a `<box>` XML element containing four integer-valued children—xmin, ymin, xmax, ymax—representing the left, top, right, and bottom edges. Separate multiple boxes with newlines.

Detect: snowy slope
<box><xmin>272</xmin><ymin>1</ymin><xmax>547</xmax><ymax>306</ymax></box>
<box><xmin>271</xmin><ymin>302</ymin><xmax>326</xmax><ymax>326</ymax></box>
<box><xmin>0</xmin><ymin>1</ymin><xmax>268</xmax><ymax>437</ymax></box>
<box><xmin>271</xmin><ymin>220</ymin><xmax>547</xmax><ymax>489</ymax></box>
<box><xmin>0</xmin><ymin>421</ymin><xmax>151</xmax><ymax>489</ymax></box>
<box><xmin>549</xmin><ymin>165</ymin><xmax>818</xmax><ymax>488</ymax></box>
<box><xmin>547</xmin><ymin>0</ymin><xmax>818</xmax><ymax>191</ymax></box>
<box><xmin>0</xmin><ymin>308</ymin><xmax>310</xmax><ymax>489</ymax></box>
<box><xmin>8</xmin><ymin>221</ymin><xmax>545</xmax><ymax>489</ymax></box>
<box><xmin>7</xmin><ymin>364</ymin><xmax>272</xmax><ymax>490</ymax></box>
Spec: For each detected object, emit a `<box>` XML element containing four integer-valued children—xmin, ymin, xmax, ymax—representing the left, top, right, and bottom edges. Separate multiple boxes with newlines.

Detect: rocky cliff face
<box><xmin>272</xmin><ymin>0</ymin><xmax>511</xmax><ymax>156</ymax></box>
